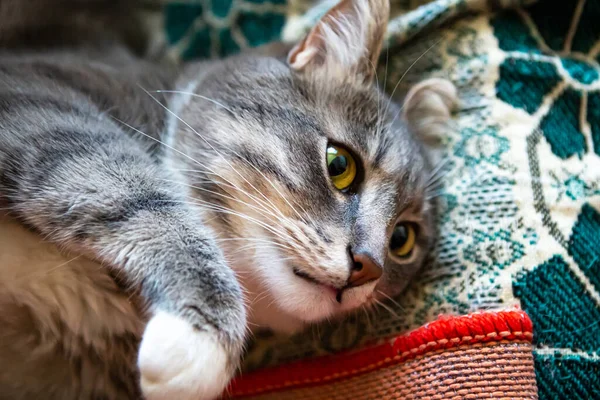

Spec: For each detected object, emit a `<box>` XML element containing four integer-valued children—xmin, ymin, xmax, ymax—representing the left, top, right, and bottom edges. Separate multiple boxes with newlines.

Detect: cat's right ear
<box><xmin>287</xmin><ymin>0</ymin><xmax>390</xmax><ymax>83</ymax></box>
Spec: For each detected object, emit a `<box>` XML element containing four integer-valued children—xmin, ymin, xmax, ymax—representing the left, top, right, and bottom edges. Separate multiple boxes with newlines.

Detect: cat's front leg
<box><xmin>131</xmin><ymin>218</ymin><xmax>246</xmax><ymax>400</ymax></box>
<box><xmin>0</xmin><ymin>112</ymin><xmax>245</xmax><ymax>399</ymax></box>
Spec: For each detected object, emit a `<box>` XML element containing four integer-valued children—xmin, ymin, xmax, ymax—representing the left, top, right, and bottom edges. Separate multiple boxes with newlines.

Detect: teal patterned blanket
<box><xmin>161</xmin><ymin>0</ymin><xmax>600</xmax><ymax>398</ymax></box>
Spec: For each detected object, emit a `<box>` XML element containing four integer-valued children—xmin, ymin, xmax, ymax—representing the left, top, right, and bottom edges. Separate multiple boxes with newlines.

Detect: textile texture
<box><xmin>226</xmin><ymin>310</ymin><xmax>536</xmax><ymax>399</ymax></box>
<box><xmin>160</xmin><ymin>0</ymin><xmax>600</xmax><ymax>398</ymax></box>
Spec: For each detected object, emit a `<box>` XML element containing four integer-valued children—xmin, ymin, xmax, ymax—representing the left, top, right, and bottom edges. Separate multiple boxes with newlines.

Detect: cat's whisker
<box><xmin>154</xmin><ymin>198</ymin><xmax>297</xmax><ymax>245</ymax></box>
<box><xmin>163</xmin><ymin>103</ymin><xmax>312</xmax><ymax>232</ymax></box>
<box><xmin>227</xmin><ymin>151</ymin><xmax>314</xmax><ymax>228</ymax></box>
<box><xmin>182</xmin><ymin>169</ymin><xmax>286</xmax><ymax>217</ymax></box>
<box><xmin>376</xmin><ymin>289</ymin><xmax>405</xmax><ymax>312</ymax></box>
<box><xmin>427</xmin><ymin>157</ymin><xmax>450</xmax><ymax>182</ymax></box>
<box><xmin>425</xmin><ymin>160</ymin><xmax>451</xmax><ymax>194</ymax></box>
<box><xmin>425</xmin><ymin>192</ymin><xmax>446</xmax><ymax>201</ymax></box>
<box><xmin>10</xmin><ymin>255</ymin><xmax>82</xmax><ymax>283</ymax></box>
<box><xmin>265</xmin><ymin>295</ymin><xmax>281</xmax><ymax>309</ymax></box>
<box><xmin>112</xmin><ymin>117</ymin><xmax>290</xmax><ymax>232</ymax></box>
<box><xmin>365</xmin><ymin>57</ymin><xmax>383</xmax><ymax>135</ymax></box>
<box><xmin>157</xmin><ymin>177</ymin><xmax>292</xmax><ymax>235</ymax></box>
<box><xmin>140</xmin><ymin>87</ymin><xmax>295</xmax><ymax>228</ymax></box>
<box><xmin>425</xmin><ymin>183</ymin><xmax>445</xmax><ymax>198</ymax></box>
<box><xmin>372</xmin><ymin>298</ymin><xmax>402</xmax><ymax>320</ymax></box>
<box><xmin>215</xmin><ymin>237</ymin><xmax>291</xmax><ymax>245</ymax></box>
<box><xmin>152</xmin><ymin>90</ymin><xmax>236</xmax><ymax>115</ymax></box>
<box><xmin>208</xmin><ymin>179</ymin><xmax>308</xmax><ymax>246</ymax></box>
<box><xmin>360</xmin><ymin>305</ymin><xmax>372</xmax><ymax>330</ymax></box>
<box><xmin>230</xmin><ymin>244</ymin><xmax>288</xmax><ymax>254</ymax></box>
<box><xmin>188</xmin><ymin>203</ymin><xmax>297</xmax><ymax>245</ymax></box>
<box><xmin>172</xmin><ymin>149</ymin><xmax>313</xmax><ymax>232</ymax></box>
<box><xmin>124</xmin><ymin>124</ymin><xmax>282</xmax><ymax>228</ymax></box>
<box><xmin>250</xmin><ymin>288</ymin><xmax>273</xmax><ymax>306</ymax></box>
<box><xmin>201</xmin><ymin>211</ymin><xmax>301</xmax><ymax>250</ymax></box>
<box><xmin>383</xmin><ymin>39</ymin><xmax>442</xmax><ymax>122</ymax></box>
<box><xmin>221</xmin><ymin>241</ymin><xmax>292</xmax><ymax>254</ymax></box>
<box><xmin>426</xmin><ymin>175</ymin><xmax>446</xmax><ymax>191</ymax></box>
<box><xmin>427</xmin><ymin>176</ymin><xmax>446</xmax><ymax>189</ymax></box>
<box><xmin>382</xmin><ymin>45</ymin><xmax>390</xmax><ymax>102</ymax></box>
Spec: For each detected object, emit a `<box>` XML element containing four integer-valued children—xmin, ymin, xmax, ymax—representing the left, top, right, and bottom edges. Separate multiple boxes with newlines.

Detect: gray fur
<box><xmin>0</xmin><ymin>0</ymin><xmax>453</xmax><ymax>398</ymax></box>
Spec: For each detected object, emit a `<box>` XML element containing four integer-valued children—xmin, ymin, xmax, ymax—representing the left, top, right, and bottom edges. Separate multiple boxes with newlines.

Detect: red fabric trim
<box><xmin>226</xmin><ymin>309</ymin><xmax>533</xmax><ymax>398</ymax></box>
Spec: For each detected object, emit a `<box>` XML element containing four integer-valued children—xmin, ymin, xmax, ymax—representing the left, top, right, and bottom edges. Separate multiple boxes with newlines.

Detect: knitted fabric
<box><xmin>160</xmin><ymin>0</ymin><xmax>600</xmax><ymax>398</ymax></box>
<box><xmin>226</xmin><ymin>310</ymin><xmax>537</xmax><ymax>399</ymax></box>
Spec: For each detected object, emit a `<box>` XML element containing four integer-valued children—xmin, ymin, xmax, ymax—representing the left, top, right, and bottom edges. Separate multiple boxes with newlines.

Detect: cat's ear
<box><xmin>402</xmin><ymin>78</ymin><xmax>458</xmax><ymax>145</ymax></box>
<box><xmin>287</xmin><ymin>0</ymin><xmax>390</xmax><ymax>83</ymax></box>
<box><xmin>402</xmin><ymin>78</ymin><xmax>459</xmax><ymax>165</ymax></box>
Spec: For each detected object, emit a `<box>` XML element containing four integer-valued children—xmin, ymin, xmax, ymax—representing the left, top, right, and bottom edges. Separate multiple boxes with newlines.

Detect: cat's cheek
<box><xmin>138</xmin><ymin>311</ymin><xmax>232</xmax><ymax>400</ymax></box>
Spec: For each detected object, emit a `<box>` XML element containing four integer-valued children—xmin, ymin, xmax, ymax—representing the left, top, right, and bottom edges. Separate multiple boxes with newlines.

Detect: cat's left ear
<box><xmin>287</xmin><ymin>0</ymin><xmax>390</xmax><ymax>83</ymax></box>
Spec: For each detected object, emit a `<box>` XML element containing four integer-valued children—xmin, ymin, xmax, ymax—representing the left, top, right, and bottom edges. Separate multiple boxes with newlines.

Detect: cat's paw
<box><xmin>138</xmin><ymin>311</ymin><xmax>232</xmax><ymax>400</ymax></box>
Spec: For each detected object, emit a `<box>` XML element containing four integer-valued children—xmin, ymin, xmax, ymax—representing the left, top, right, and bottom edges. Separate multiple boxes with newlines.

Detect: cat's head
<box><xmin>168</xmin><ymin>0</ymin><xmax>438</xmax><ymax>332</ymax></box>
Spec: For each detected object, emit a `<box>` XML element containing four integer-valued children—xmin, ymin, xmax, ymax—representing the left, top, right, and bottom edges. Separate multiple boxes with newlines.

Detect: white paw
<box><xmin>138</xmin><ymin>311</ymin><xmax>232</xmax><ymax>400</ymax></box>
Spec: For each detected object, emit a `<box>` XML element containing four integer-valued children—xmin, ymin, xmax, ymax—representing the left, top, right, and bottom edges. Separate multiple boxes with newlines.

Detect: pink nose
<box><xmin>348</xmin><ymin>253</ymin><xmax>382</xmax><ymax>288</ymax></box>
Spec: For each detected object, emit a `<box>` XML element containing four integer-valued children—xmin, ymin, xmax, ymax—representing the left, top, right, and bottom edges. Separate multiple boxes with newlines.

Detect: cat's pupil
<box><xmin>390</xmin><ymin>225</ymin><xmax>408</xmax><ymax>249</ymax></box>
<box><xmin>328</xmin><ymin>156</ymin><xmax>348</xmax><ymax>177</ymax></box>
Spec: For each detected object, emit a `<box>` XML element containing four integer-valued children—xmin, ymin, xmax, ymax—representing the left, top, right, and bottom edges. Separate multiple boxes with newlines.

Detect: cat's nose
<box><xmin>348</xmin><ymin>252</ymin><xmax>382</xmax><ymax>288</ymax></box>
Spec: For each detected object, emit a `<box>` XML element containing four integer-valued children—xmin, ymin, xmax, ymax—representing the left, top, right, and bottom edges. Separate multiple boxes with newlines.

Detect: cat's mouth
<box><xmin>292</xmin><ymin>267</ymin><xmax>343</xmax><ymax>303</ymax></box>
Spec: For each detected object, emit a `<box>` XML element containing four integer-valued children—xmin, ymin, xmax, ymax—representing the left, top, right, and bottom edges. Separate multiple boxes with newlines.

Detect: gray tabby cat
<box><xmin>0</xmin><ymin>0</ymin><xmax>457</xmax><ymax>399</ymax></box>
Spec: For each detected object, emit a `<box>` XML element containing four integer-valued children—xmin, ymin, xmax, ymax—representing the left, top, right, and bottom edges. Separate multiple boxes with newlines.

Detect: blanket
<box><xmin>161</xmin><ymin>0</ymin><xmax>600</xmax><ymax>398</ymax></box>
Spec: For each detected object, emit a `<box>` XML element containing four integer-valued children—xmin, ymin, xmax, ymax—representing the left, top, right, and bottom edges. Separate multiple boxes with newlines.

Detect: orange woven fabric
<box><xmin>226</xmin><ymin>310</ymin><xmax>536</xmax><ymax>399</ymax></box>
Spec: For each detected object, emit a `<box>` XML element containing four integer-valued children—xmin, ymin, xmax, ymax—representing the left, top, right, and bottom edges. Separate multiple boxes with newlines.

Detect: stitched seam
<box><xmin>234</xmin><ymin>335</ymin><xmax>533</xmax><ymax>396</ymax></box>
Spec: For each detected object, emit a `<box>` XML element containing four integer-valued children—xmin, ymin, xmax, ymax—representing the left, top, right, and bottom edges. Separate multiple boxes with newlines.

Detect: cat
<box><xmin>0</xmin><ymin>0</ymin><xmax>457</xmax><ymax>399</ymax></box>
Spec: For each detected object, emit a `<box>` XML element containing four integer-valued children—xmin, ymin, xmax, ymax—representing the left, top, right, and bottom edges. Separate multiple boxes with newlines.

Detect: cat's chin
<box><xmin>240</xmin><ymin>269</ymin><xmax>333</xmax><ymax>331</ymax></box>
<box><xmin>239</xmin><ymin>265</ymin><xmax>377</xmax><ymax>334</ymax></box>
<box><xmin>225</xmin><ymin>232</ymin><xmax>376</xmax><ymax>333</ymax></box>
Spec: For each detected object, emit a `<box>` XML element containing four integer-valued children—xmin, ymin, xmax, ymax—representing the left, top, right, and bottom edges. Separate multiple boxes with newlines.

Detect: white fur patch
<box><xmin>165</xmin><ymin>79</ymin><xmax>200</xmax><ymax>150</ymax></box>
<box><xmin>138</xmin><ymin>312</ymin><xmax>230</xmax><ymax>400</ymax></box>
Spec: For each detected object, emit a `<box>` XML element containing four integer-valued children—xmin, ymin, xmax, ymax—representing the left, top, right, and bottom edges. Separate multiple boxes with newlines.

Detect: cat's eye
<box><xmin>390</xmin><ymin>223</ymin><xmax>417</xmax><ymax>258</ymax></box>
<box><xmin>326</xmin><ymin>145</ymin><xmax>356</xmax><ymax>191</ymax></box>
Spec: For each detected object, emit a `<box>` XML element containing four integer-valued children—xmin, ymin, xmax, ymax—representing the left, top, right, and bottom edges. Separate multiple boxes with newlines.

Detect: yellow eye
<box><xmin>390</xmin><ymin>223</ymin><xmax>417</xmax><ymax>258</ymax></box>
<box><xmin>326</xmin><ymin>145</ymin><xmax>356</xmax><ymax>191</ymax></box>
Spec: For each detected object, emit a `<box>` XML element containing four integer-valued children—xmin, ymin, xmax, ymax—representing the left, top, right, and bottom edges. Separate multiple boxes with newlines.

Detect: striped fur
<box><xmin>0</xmin><ymin>0</ymin><xmax>456</xmax><ymax>398</ymax></box>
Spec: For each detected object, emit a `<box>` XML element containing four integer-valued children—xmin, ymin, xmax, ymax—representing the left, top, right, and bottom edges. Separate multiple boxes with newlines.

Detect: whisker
<box><xmin>361</xmin><ymin>304</ymin><xmax>373</xmax><ymax>331</ymax></box>
<box><xmin>217</xmin><ymin>239</ymin><xmax>292</xmax><ymax>252</ymax></box>
<box><xmin>428</xmin><ymin>157</ymin><xmax>451</xmax><ymax>183</ymax></box>
<box><xmin>112</xmin><ymin>117</ymin><xmax>293</xmax><ymax>232</ymax></box>
<box><xmin>373</xmin><ymin>298</ymin><xmax>402</xmax><ymax>320</ymax></box>
<box><xmin>157</xmin><ymin>177</ymin><xmax>293</xmax><ymax>237</ymax></box>
<box><xmin>152</xmin><ymin>90</ymin><xmax>236</xmax><ymax>115</ymax></box>
<box><xmin>384</xmin><ymin>39</ymin><xmax>442</xmax><ymax>120</ymax></box>
<box><xmin>186</xmin><ymin>168</ymin><xmax>313</xmax><ymax>230</ymax></box>
<box><xmin>216</xmin><ymin>237</ymin><xmax>292</xmax><ymax>246</ymax></box>
<box><xmin>11</xmin><ymin>255</ymin><xmax>82</xmax><ymax>283</ymax></box>
<box><xmin>198</xmin><ymin>136</ymin><xmax>313</xmax><ymax>227</ymax></box>
<box><xmin>140</xmin><ymin>87</ymin><xmax>295</xmax><ymax>227</ymax></box>
<box><xmin>155</xmin><ymin>198</ymin><xmax>297</xmax><ymax>245</ymax></box>
<box><xmin>366</xmin><ymin>57</ymin><xmax>382</xmax><ymax>135</ymax></box>
<box><xmin>376</xmin><ymin>290</ymin><xmax>405</xmax><ymax>312</ymax></box>
<box><xmin>251</xmin><ymin>288</ymin><xmax>273</xmax><ymax>305</ymax></box>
